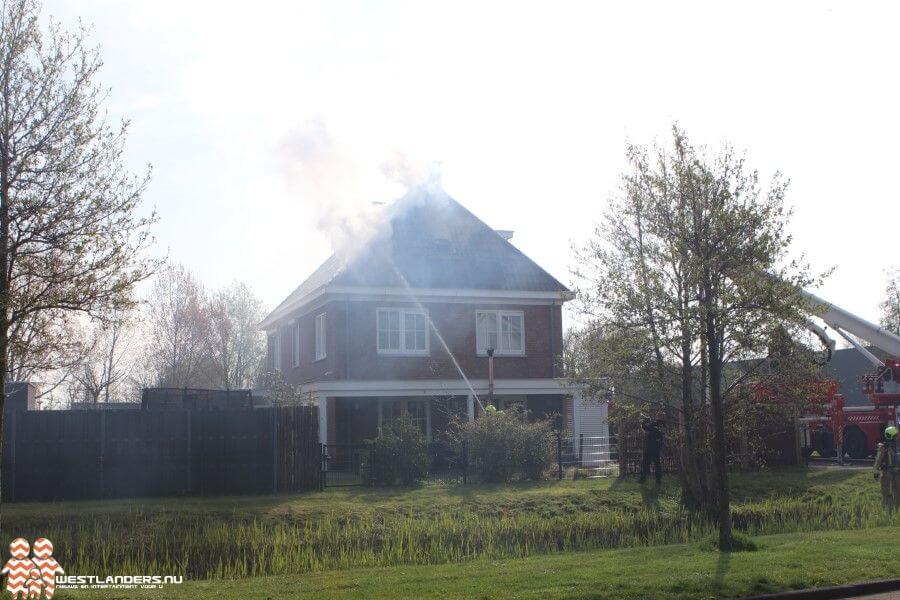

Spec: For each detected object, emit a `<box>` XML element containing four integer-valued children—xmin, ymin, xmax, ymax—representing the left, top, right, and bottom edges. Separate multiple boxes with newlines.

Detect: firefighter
<box><xmin>638</xmin><ymin>417</ymin><xmax>664</xmax><ymax>485</ymax></box>
<box><xmin>874</xmin><ymin>425</ymin><xmax>899</xmax><ymax>509</ymax></box>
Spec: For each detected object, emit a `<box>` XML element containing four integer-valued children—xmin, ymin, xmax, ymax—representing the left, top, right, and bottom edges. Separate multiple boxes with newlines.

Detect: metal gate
<box><xmin>321</xmin><ymin>443</ymin><xmax>370</xmax><ymax>487</ymax></box>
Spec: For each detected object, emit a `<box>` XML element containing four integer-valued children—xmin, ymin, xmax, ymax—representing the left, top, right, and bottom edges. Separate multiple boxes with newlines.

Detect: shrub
<box><xmin>459</xmin><ymin>405</ymin><xmax>554</xmax><ymax>482</ymax></box>
<box><xmin>365</xmin><ymin>414</ymin><xmax>429</xmax><ymax>486</ymax></box>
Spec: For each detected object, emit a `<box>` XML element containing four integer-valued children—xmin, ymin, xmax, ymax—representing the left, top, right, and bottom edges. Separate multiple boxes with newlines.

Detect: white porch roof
<box><xmin>301</xmin><ymin>378</ymin><xmax>585</xmax><ymax>398</ymax></box>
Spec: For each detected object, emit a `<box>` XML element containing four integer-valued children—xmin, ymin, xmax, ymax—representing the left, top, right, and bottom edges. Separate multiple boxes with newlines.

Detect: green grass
<box><xmin>62</xmin><ymin>527</ymin><xmax>900</xmax><ymax>599</ymax></box>
<box><xmin>1</xmin><ymin>468</ymin><xmax>895</xmax><ymax>582</ymax></box>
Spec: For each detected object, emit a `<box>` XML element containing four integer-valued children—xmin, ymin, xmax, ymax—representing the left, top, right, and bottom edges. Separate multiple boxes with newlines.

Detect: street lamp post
<box><xmin>487</xmin><ymin>346</ymin><xmax>495</xmax><ymax>409</ymax></box>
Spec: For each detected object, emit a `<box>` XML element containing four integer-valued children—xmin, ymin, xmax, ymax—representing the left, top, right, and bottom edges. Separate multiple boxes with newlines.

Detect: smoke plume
<box><xmin>277</xmin><ymin>120</ymin><xmax>438</xmax><ymax>262</ymax></box>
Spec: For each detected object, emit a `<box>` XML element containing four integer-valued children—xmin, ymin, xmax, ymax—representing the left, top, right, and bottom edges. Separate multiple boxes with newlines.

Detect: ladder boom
<box><xmin>801</xmin><ymin>289</ymin><xmax>900</xmax><ymax>359</ymax></box>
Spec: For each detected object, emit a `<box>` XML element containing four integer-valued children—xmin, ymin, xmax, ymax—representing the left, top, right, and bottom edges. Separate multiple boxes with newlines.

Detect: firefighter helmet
<box><xmin>886</xmin><ymin>425</ymin><xmax>898</xmax><ymax>439</ymax></box>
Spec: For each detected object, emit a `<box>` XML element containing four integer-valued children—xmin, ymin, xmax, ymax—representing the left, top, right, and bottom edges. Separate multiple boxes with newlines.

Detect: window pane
<box><xmin>477</xmin><ymin>312</ymin><xmax>498</xmax><ymax>353</ymax></box>
<box><xmin>404</xmin><ymin>312</ymin><xmax>427</xmax><ymax>351</ymax></box>
<box><xmin>379</xmin><ymin>310</ymin><xmax>401</xmax><ymax>350</ymax></box>
<box><xmin>501</xmin><ymin>314</ymin><xmax>523</xmax><ymax>352</ymax></box>
<box><xmin>316</xmin><ymin>314</ymin><xmax>326</xmax><ymax>359</ymax></box>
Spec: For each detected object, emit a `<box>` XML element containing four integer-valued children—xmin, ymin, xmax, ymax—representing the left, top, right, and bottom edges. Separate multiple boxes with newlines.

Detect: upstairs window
<box><xmin>291</xmin><ymin>322</ymin><xmax>301</xmax><ymax>367</ymax></box>
<box><xmin>475</xmin><ymin>310</ymin><xmax>524</xmax><ymax>355</ymax></box>
<box><xmin>315</xmin><ymin>313</ymin><xmax>326</xmax><ymax>361</ymax></box>
<box><xmin>377</xmin><ymin>308</ymin><xmax>429</xmax><ymax>355</ymax></box>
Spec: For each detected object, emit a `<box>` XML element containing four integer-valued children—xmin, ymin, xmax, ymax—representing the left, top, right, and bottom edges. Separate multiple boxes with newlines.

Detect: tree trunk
<box><xmin>705</xmin><ymin>303</ymin><xmax>732</xmax><ymax>548</ymax></box>
<box><xmin>0</xmin><ymin>153</ymin><xmax>10</xmax><ymax>510</ymax></box>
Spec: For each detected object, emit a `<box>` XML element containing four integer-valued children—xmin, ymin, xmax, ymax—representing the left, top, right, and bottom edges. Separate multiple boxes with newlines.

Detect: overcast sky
<box><xmin>44</xmin><ymin>0</ymin><xmax>898</xmax><ymax>329</ymax></box>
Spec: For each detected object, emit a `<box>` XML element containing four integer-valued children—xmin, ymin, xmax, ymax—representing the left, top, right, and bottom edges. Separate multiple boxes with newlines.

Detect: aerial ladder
<box><xmin>798</xmin><ymin>289</ymin><xmax>900</xmax><ymax>460</ymax></box>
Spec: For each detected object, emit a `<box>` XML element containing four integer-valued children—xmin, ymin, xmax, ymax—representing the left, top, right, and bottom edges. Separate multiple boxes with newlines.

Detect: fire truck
<box><xmin>798</xmin><ymin>289</ymin><xmax>900</xmax><ymax>460</ymax></box>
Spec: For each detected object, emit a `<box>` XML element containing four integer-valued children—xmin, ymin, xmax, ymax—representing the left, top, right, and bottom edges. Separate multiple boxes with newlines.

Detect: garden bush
<box><xmin>459</xmin><ymin>405</ymin><xmax>554</xmax><ymax>482</ymax></box>
<box><xmin>365</xmin><ymin>414</ymin><xmax>429</xmax><ymax>486</ymax></box>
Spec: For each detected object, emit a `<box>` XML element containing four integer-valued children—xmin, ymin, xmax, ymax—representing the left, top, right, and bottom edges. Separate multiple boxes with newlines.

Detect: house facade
<box><xmin>260</xmin><ymin>187</ymin><xmax>600</xmax><ymax>449</ymax></box>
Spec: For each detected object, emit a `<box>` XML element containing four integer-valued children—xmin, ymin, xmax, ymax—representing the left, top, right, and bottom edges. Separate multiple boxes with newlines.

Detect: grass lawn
<box><xmin>1</xmin><ymin>468</ymin><xmax>897</xmax><ymax>594</ymax></box>
<box><xmin>63</xmin><ymin>527</ymin><xmax>900</xmax><ymax>599</ymax></box>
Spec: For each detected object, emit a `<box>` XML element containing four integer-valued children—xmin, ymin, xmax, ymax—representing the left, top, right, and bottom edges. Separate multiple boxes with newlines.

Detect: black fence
<box><xmin>322</xmin><ymin>443</ymin><xmax>369</xmax><ymax>487</ymax></box>
<box><xmin>615</xmin><ymin>429</ymin><xmax>678</xmax><ymax>476</ymax></box>
<box><xmin>1</xmin><ymin>405</ymin><xmax>320</xmax><ymax>502</ymax></box>
<box><xmin>320</xmin><ymin>433</ymin><xmax>619</xmax><ymax>488</ymax></box>
<box><xmin>141</xmin><ymin>387</ymin><xmax>256</xmax><ymax>410</ymax></box>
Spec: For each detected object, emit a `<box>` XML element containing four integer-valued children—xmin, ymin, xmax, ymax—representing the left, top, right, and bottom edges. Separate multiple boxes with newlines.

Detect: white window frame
<box><xmin>291</xmin><ymin>322</ymin><xmax>301</xmax><ymax>367</ymax></box>
<box><xmin>376</xmin><ymin>308</ymin><xmax>430</xmax><ymax>356</ymax></box>
<box><xmin>475</xmin><ymin>310</ymin><xmax>525</xmax><ymax>356</ymax></box>
<box><xmin>315</xmin><ymin>313</ymin><xmax>327</xmax><ymax>361</ymax></box>
<box><xmin>272</xmin><ymin>331</ymin><xmax>282</xmax><ymax>371</ymax></box>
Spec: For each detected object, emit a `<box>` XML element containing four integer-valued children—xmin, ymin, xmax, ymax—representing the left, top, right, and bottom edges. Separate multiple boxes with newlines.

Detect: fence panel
<box><xmin>275</xmin><ymin>406</ymin><xmax>321</xmax><ymax>492</ymax></box>
<box><xmin>14</xmin><ymin>411</ymin><xmax>102</xmax><ymax>500</ymax></box>
<box><xmin>105</xmin><ymin>409</ymin><xmax>190</xmax><ymax>498</ymax></box>
<box><xmin>190</xmin><ymin>408</ymin><xmax>274</xmax><ymax>496</ymax></box>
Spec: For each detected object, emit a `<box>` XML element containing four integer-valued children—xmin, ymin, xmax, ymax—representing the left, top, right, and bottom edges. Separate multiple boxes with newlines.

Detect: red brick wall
<box><xmin>270</xmin><ymin>298</ymin><xmax>564</xmax><ymax>383</ymax></box>
<box><xmin>269</xmin><ymin>305</ymin><xmax>341</xmax><ymax>384</ymax></box>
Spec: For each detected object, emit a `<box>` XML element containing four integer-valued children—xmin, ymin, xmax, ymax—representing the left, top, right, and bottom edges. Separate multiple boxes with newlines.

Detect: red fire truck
<box><xmin>798</xmin><ymin>290</ymin><xmax>900</xmax><ymax>460</ymax></box>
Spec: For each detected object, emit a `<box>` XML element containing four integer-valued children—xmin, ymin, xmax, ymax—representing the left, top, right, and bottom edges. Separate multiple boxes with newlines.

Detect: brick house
<box><xmin>260</xmin><ymin>187</ymin><xmax>601</xmax><ymax>449</ymax></box>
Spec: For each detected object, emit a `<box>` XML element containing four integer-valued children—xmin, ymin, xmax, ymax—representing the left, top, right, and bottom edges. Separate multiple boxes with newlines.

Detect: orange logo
<box><xmin>1</xmin><ymin>538</ymin><xmax>64</xmax><ymax>600</ymax></box>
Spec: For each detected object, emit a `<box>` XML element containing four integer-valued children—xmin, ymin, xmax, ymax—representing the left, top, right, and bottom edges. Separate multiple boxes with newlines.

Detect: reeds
<box><xmin>3</xmin><ymin>490</ymin><xmax>896</xmax><ymax>580</ymax></box>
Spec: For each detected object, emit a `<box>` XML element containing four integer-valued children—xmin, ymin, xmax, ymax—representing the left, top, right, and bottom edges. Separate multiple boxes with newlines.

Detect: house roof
<box><xmin>824</xmin><ymin>346</ymin><xmax>889</xmax><ymax>407</ymax></box>
<box><xmin>261</xmin><ymin>187</ymin><xmax>571</xmax><ymax>329</ymax></box>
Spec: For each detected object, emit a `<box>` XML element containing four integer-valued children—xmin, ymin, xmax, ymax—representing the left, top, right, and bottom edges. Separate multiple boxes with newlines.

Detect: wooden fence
<box><xmin>1</xmin><ymin>405</ymin><xmax>320</xmax><ymax>502</ymax></box>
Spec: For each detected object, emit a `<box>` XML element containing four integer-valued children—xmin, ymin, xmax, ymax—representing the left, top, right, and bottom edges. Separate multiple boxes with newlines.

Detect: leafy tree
<box><xmin>573</xmin><ymin>126</ymin><xmax>818</xmax><ymax>547</ymax></box>
<box><xmin>6</xmin><ymin>310</ymin><xmax>86</xmax><ymax>399</ymax></box>
<box><xmin>0</xmin><ymin>0</ymin><xmax>157</xmax><ymax>497</ymax></box>
<box><xmin>881</xmin><ymin>267</ymin><xmax>900</xmax><ymax>335</ymax></box>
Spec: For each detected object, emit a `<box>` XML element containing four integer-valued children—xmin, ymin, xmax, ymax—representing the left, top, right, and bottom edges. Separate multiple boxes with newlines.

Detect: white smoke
<box><xmin>379</xmin><ymin>149</ymin><xmax>436</xmax><ymax>190</ymax></box>
<box><xmin>277</xmin><ymin>120</ymin><xmax>439</xmax><ymax>261</ymax></box>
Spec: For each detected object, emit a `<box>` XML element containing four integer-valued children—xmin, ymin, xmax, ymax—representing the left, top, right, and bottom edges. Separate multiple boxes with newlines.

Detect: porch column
<box><xmin>425</xmin><ymin>399</ymin><xmax>432</xmax><ymax>442</ymax></box>
<box><xmin>377</xmin><ymin>398</ymin><xmax>383</xmax><ymax>436</ymax></box>
<box><xmin>317</xmin><ymin>395</ymin><xmax>328</xmax><ymax>445</ymax></box>
<box><xmin>467</xmin><ymin>394</ymin><xmax>474</xmax><ymax>422</ymax></box>
<box><xmin>572</xmin><ymin>390</ymin><xmax>583</xmax><ymax>459</ymax></box>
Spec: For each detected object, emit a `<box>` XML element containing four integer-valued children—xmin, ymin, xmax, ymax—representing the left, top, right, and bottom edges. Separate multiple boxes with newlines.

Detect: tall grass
<box><xmin>2</xmin><ymin>490</ymin><xmax>896</xmax><ymax>580</ymax></box>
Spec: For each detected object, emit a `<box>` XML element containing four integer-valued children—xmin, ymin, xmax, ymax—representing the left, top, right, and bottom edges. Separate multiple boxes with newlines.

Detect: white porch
<box><xmin>303</xmin><ymin>378</ymin><xmax>607</xmax><ymax>459</ymax></box>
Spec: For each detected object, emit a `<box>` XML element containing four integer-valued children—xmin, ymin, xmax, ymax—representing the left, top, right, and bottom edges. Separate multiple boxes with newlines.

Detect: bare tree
<box><xmin>68</xmin><ymin>313</ymin><xmax>138</xmax><ymax>404</ymax></box>
<box><xmin>145</xmin><ymin>265</ymin><xmax>212</xmax><ymax>388</ymax></box>
<box><xmin>0</xmin><ymin>0</ymin><xmax>157</xmax><ymax>500</ymax></box>
<box><xmin>208</xmin><ymin>281</ymin><xmax>265</xmax><ymax>390</ymax></box>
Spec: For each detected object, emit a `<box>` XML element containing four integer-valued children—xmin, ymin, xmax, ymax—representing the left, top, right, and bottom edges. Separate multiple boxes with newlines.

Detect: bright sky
<box><xmin>45</xmin><ymin>0</ymin><xmax>898</xmax><ymax>330</ymax></box>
